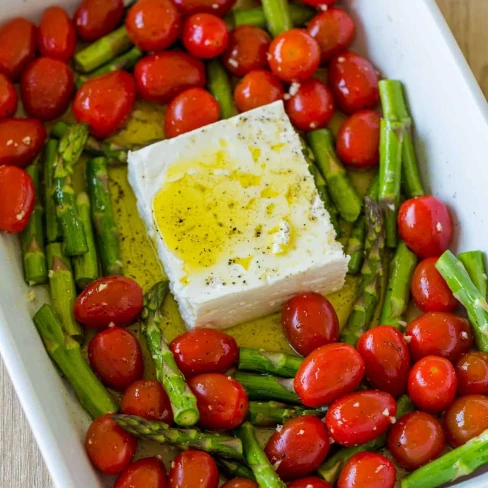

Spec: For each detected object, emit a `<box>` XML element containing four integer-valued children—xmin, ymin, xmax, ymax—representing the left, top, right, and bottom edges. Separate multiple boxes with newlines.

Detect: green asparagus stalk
<box><xmin>207</xmin><ymin>59</ymin><xmax>235</xmax><ymax>119</ymax></box>
<box><xmin>44</xmin><ymin>139</ymin><xmax>62</xmax><ymax>243</ymax></box>
<box><xmin>216</xmin><ymin>459</ymin><xmax>256</xmax><ymax>481</ymax></box>
<box><xmin>234</xmin><ymin>372</ymin><xmax>300</xmax><ymax>404</ymax></box>
<box><xmin>86</xmin><ymin>157</ymin><xmax>124</xmax><ymax>276</ymax></box>
<box><xmin>248</xmin><ymin>401</ymin><xmax>326</xmax><ymax>427</ymax></box>
<box><xmin>33</xmin><ymin>304</ymin><xmax>118</xmax><ymax>417</ymax></box>
<box><xmin>260</xmin><ymin>0</ymin><xmax>292</xmax><ymax>37</ymax></box>
<box><xmin>238</xmin><ymin>347</ymin><xmax>302</xmax><ymax>377</ymax></box>
<box><xmin>232</xmin><ymin>4</ymin><xmax>314</xmax><ymax>29</ymax></box>
<box><xmin>459</xmin><ymin>251</ymin><xmax>488</xmax><ymax>298</ymax></box>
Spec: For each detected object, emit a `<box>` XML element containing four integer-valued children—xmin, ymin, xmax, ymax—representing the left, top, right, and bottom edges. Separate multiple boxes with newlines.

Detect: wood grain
<box><xmin>0</xmin><ymin>2</ymin><xmax>487</xmax><ymax>487</ymax></box>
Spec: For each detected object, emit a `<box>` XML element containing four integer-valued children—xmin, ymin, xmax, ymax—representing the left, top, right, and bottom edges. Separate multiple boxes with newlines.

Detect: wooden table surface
<box><xmin>1</xmin><ymin>1</ymin><xmax>487</xmax><ymax>487</ymax></box>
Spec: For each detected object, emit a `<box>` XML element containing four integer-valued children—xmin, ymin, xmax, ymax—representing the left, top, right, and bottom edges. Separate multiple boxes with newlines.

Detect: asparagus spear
<box><xmin>459</xmin><ymin>251</ymin><xmax>488</xmax><ymax>298</ymax></box>
<box><xmin>44</xmin><ymin>139</ymin><xmax>62</xmax><ymax>243</ymax></box>
<box><xmin>238</xmin><ymin>348</ymin><xmax>302</xmax><ymax>377</ymax></box>
<box><xmin>217</xmin><ymin>459</ymin><xmax>256</xmax><ymax>481</ymax></box>
<box><xmin>248</xmin><ymin>401</ymin><xmax>326</xmax><ymax>427</ymax></box>
<box><xmin>232</xmin><ymin>4</ymin><xmax>315</xmax><ymax>29</ymax></box>
<box><xmin>207</xmin><ymin>59</ymin><xmax>235</xmax><ymax>119</ymax></box>
<box><xmin>234</xmin><ymin>372</ymin><xmax>300</xmax><ymax>404</ymax></box>
<box><xmin>260</xmin><ymin>0</ymin><xmax>292</xmax><ymax>37</ymax></box>
<box><xmin>33</xmin><ymin>304</ymin><xmax>118</xmax><ymax>418</ymax></box>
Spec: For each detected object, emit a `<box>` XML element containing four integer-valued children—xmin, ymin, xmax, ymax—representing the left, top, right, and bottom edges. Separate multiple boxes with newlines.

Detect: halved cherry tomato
<box><xmin>74</xmin><ymin>276</ymin><xmax>144</xmax><ymax>329</ymax></box>
<box><xmin>264</xmin><ymin>416</ymin><xmax>330</xmax><ymax>480</ymax></box>
<box><xmin>288</xmin><ymin>477</ymin><xmax>333</xmax><ymax>488</ymax></box>
<box><xmin>172</xmin><ymin>0</ymin><xmax>236</xmax><ymax>17</ymax></box>
<box><xmin>405</xmin><ymin>312</ymin><xmax>472</xmax><ymax>363</ymax></box>
<box><xmin>268</xmin><ymin>29</ymin><xmax>320</xmax><ymax>83</ymax></box>
<box><xmin>0</xmin><ymin>74</ymin><xmax>18</xmax><ymax>119</ymax></box>
<box><xmin>170</xmin><ymin>328</ymin><xmax>238</xmax><ymax>378</ymax></box>
<box><xmin>0</xmin><ymin>18</ymin><xmax>36</xmax><ymax>82</ymax></box>
<box><xmin>0</xmin><ymin>165</ymin><xmax>35</xmax><ymax>233</ymax></box>
<box><xmin>20</xmin><ymin>57</ymin><xmax>74</xmax><ymax>121</ymax></box>
<box><xmin>188</xmin><ymin>373</ymin><xmax>248</xmax><ymax>430</ymax></box>
<box><xmin>387</xmin><ymin>411</ymin><xmax>446</xmax><ymax>470</ymax></box>
<box><xmin>337</xmin><ymin>452</ymin><xmax>396</xmax><ymax>488</ymax></box>
<box><xmin>298</xmin><ymin>0</ymin><xmax>336</xmax><ymax>9</ymax></box>
<box><xmin>121</xmin><ymin>379</ymin><xmax>174</xmax><ymax>425</ymax></box>
<box><xmin>221</xmin><ymin>479</ymin><xmax>258</xmax><ymax>488</ymax></box>
<box><xmin>126</xmin><ymin>0</ymin><xmax>181</xmax><ymax>53</ymax></box>
<box><xmin>164</xmin><ymin>87</ymin><xmax>220</xmax><ymax>138</ymax></box>
<box><xmin>328</xmin><ymin>51</ymin><xmax>380</xmax><ymax>114</ymax></box>
<box><xmin>38</xmin><ymin>6</ymin><xmax>76</xmax><ymax>62</ymax></box>
<box><xmin>456</xmin><ymin>351</ymin><xmax>488</xmax><ymax>395</ymax></box>
<box><xmin>408</xmin><ymin>355</ymin><xmax>457</xmax><ymax>413</ymax></box>
<box><xmin>115</xmin><ymin>457</ymin><xmax>167</xmax><ymax>488</ymax></box>
<box><xmin>73</xmin><ymin>71</ymin><xmax>136</xmax><ymax>139</ymax></box>
<box><xmin>282</xmin><ymin>292</ymin><xmax>339</xmax><ymax>357</ymax></box>
<box><xmin>182</xmin><ymin>14</ymin><xmax>228</xmax><ymax>59</ymax></box>
<box><xmin>169</xmin><ymin>450</ymin><xmax>219</xmax><ymax>488</ymax></box>
<box><xmin>134</xmin><ymin>52</ymin><xmax>206</xmax><ymax>104</ymax></box>
<box><xmin>294</xmin><ymin>343</ymin><xmax>365</xmax><ymax>407</ymax></box>
<box><xmin>356</xmin><ymin>325</ymin><xmax>411</xmax><ymax>397</ymax></box>
<box><xmin>234</xmin><ymin>70</ymin><xmax>284</xmax><ymax>113</ymax></box>
<box><xmin>398</xmin><ymin>196</ymin><xmax>453</xmax><ymax>258</ymax></box>
<box><xmin>74</xmin><ymin>0</ymin><xmax>125</xmax><ymax>42</ymax></box>
<box><xmin>85</xmin><ymin>414</ymin><xmax>138</xmax><ymax>474</ymax></box>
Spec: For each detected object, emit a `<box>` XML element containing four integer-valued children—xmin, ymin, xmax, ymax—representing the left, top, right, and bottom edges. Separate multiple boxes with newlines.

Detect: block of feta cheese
<box><xmin>128</xmin><ymin>101</ymin><xmax>349</xmax><ymax>329</ymax></box>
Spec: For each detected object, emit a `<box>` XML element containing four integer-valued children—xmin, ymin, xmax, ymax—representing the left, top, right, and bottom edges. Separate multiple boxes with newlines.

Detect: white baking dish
<box><xmin>1</xmin><ymin>0</ymin><xmax>487</xmax><ymax>487</ymax></box>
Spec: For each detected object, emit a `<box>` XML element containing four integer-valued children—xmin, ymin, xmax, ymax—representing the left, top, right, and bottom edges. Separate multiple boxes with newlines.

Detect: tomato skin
<box><xmin>0</xmin><ymin>74</ymin><xmax>18</xmax><ymax>119</ymax></box>
<box><xmin>182</xmin><ymin>14</ymin><xmax>229</xmax><ymax>59</ymax></box>
<box><xmin>287</xmin><ymin>477</ymin><xmax>333</xmax><ymax>488</ymax></box>
<box><xmin>294</xmin><ymin>343</ymin><xmax>365</xmax><ymax>408</ymax></box>
<box><xmin>298</xmin><ymin>0</ymin><xmax>336</xmax><ymax>8</ymax></box>
<box><xmin>173</xmin><ymin>0</ymin><xmax>236</xmax><ymax>17</ymax></box>
<box><xmin>169</xmin><ymin>450</ymin><xmax>219</xmax><ymax>488</ymax></box>
<box><xmin>456</xmin><ymin>351</ymin><xmax>488</xmax><ymax>395</ymax></box>
<box><xmin>264</xmin><ymin>416</ymin><xmax>330</xmax><ymax>480</ymax></box>
<box><xmin>74</xmin><ymin>0</ymin><xmax>125</xmax><ymax>42</ymax></box>
<box><xmin>38</xmin><ymin>7</ymin><xmax>76</xmax><ymax>62</ymax></box>
<box><xmin>398</xmin><ymin>196</ymin><xmax>452</xmax><ymax>259</ymax></box>
<box><xmin>221</xmin><ymin>479</ymin><xmax>258</xmax><ymax>488</ymax></box>
<box><xmin>234</xmin><ymin>70</ymin><xmax>284</xmax><ymax>113</ymax></box>
<box><xmin>282</xmin><ymin>293</ymin><xmax>339</xmax><ymax>357</ymax></box>
<box><xmin>115</xmin><ymin>457</ymin><xmax>168</xmax><ymax>488</ymax></box>
<box><xmin>337</xmin><ymin>452</ymin><xmax>396</xmax><ymax>488</ymax></box>
<box><xmin>188</xmin><ymin>373</ymin><xmax>248</xmax><ymax>430</ymax></box>
<box><xmin>85</xmin><ymin>414</ymin><xmax>138</xmax><ymax>474</ymax></box>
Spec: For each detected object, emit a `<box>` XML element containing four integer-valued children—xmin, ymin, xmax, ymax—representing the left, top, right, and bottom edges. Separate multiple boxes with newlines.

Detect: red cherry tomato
<box><xmin>85</xmin><ymin>414</ymin><xmax>137</xmax><ymax>474</ymax></box>
<box><xmin>405</xmin><ymin>312</ymin><xmax>473</xmax><ymax>363</ymax></box>
<box><xmin>294</xmin><ymin>343</ymin><xmax>365</xmax><ymax>407</ymax></box>
<box><xmin>170</xmin><ymin>328</ymin><xmax>238</xmax><ymax>378</ymax></box>
<box><xmin>387</xmin><ymin>411</ymin><xmax>446</xmax><ymax>470</ymax></box>
<box><xmin>398</xmin><ymin>196</ymin><xmax>453</xmax><ymax>258</ymax></box>
<box><xmin>0</xmin><ymin>165</ymin><xmax>35</xmax><ymax>233</ymax></box>
<box><xmin>298</xmin><ymin>0</ymin><xmax>336</xmax><ymax>9</ymax></box>
<box><xmin>38</xmin><ymin>7</ymin><xmax>76</xmax><ymax>62</ymax></box>
<box><xmin>172</xmin><ymin>0</ymin><xmax>236</xmax><ymax>17</ymax></box>
<box><xmin>121</xmin><ymin>379</ymin><xmax>174</xmax><ymax>425</ymax></box>
<box><xmin>134</xmin><ymin>52</ymin><xmax>206</xmax><ymax>105</ymax></box>
<box><xmin>0</xmin><ymin>18</ymin><xmax>36</xmax><ymax>82</ymax></box>
<box><xmin>74</xmin><ymin>0</ymin><xmax>125</xmax><ymax>42</ymax></box>
<box><xmin>169</xmin><ymin>450</ymin><xmax>219</xmax><ymax>488</ymax></box>
<box><xmin>234</xmin><ymin>70</ymin><xmax>284</xmax><ymax>113</ymax></box>
<box><xmin>265</xmin><ymin>416</ymin><xmax>330</xmax><ymax>481</ymax></box>
<box><xmin>73</xmin><ymin>71</ymin><xmax>136</xmax><ymax>139</ymax></box>
<box><xmin>0</xmin><ymin>74</ymin><xmax>18</xmax><ymax>119</ymax></box>
<box><xmin>356</xmin><ymin>325</ymin><xmax>411</xmax><ymax>397</ymax></box>
<box><xmin>115</xmin><ymin>457</ymin><xmax>167</xmax><ymax>488</ymax></box>
<box><xmin>328</xmin><ymin>51</ymin><xmax>380</xmax><ymax>115</ymax></box>
<box><xmin>288</xmin><ymin>477</ymin><xmax>332</xmax><ymax>488</ymax></box>
<box><xmin>221</xmin><ymin>479</ymin><xmax>258</xmax><ymax>488</ymax></box>
<box><xmin>337</xmin><ymin>452</ymin><xmax>396</xmax><ymax>488</ymax></box>
<box><xmin>74</xmin><ymin>276</ymin><xmax>144</xmax><ymax>329</ymax></box>
<box><xmin>268</xmin><ymin>29</ymin><xmax>320</xmax><ymax>83</ymax></box>
<box><xmin>408</xmin><ymin>355</ymin><xmax>457</xmax><ymax>413</ymax></box>
<box><xmin>282</xmin><ymin>293</ymin><xmax>339</xmax><ymax>357</ymax></box>
<box><xmin>188</xmin><ymin>373</ymin><xmax>248</xmax><ymax>430</ymax></box>
<box><xmin>456</xmin><ymin>351</ymin><xmax>488</xmax><ymax>395</ymax></box>
<box><xmin>182</xmin><ymin>14</ymin><xmax>228</xmax><ymax>59</ymax></box>
<box><xmin>126</xmin><ymin>0</ymin><xmax>181</xmax><ymax>53</ymax></box>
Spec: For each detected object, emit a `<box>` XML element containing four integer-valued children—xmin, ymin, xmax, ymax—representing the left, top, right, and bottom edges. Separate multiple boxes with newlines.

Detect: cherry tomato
<box><xmin>115</xmin><ymin>457</ymin><xmax>168</xmax><ymax>488</ymax></box>
<box><xmin>74</xmin><ymin>0</ymin><xmax>125</xmax><ymax>42</ymax></box>
<box><xmin>221</xmin><ymin>480</ymin><xmax>258</xmax><ymax>488</ymax></box>
<box><xmin>405</xmin><ymin>312</ymin><xmax>472</xmax><ymax>363</ymax></box>
<box><xmin>121</xmin><ymin>379</ymin><xmax>174</xmax><ymax>425</ymax></box>
<box><xmin>288</xmin><ymin>477</ymin><xmax>333</xmax><ymax>488</ymax></box>
<box><xmin>456</xmin><ymin>351</ymin><xmax>488</xmax><ymax>395</ymax></box>
<box><xmin>73</xmin><ymin>71</ymin><xmax>136</xmax><ymax>139</ymax></box>
<box><xmin>74</xmin><ymin>276</ymin><xmax>144</xmax><ymax>329</ymax></box>
<box><xmin>328</xmin><ymin>51</ymin><xmax>380</xmax><ymax>114</ymax></box>
<box><xmin>172</xmin><ymin>0</ymin><xmax>236</xmax><ymax>17</ymax></box>
<box><xmin>134</xmin><ymin>52</ymin><xmax>206</xmax><ymax>105</ymax></box>
<box><xmin>285</xmin><ymin>79</ymin><xmax>335</xmax><ymax>131</ymax></box>
<box><xmin>282</xmin><ymin>293</ymin><xmax>339</xmax><ymax>357</ymax></box>
<box><xmin>85</xmin><ymin>414</ymin><xmax>137</xmax><ymax>474</ymax></box>
<box><xmin>20</xmin><ymin>57</ymin><xmax>74</xmax><ymax>122</ymax></box>
<box><xmin>182</xmin><ymin>14</ymin><xmax>228</xmax><ymax>59</ymax></box>
<box><xmin>126</xmin><ymin>0</ymin><xmax>181</xmax><ymax>53</ymax></box>
<box><xmin>294</xmin><ymin>343</ymin><xmax>365</xmax><ymax>408</ymax></box>
<box><xmin>337</xmin><ymin>452</ymin><xmax>396</xmax><ymax>488</ymax></box>
<box><xmin>268</xmin><ymin>29</ymin><xmax>320</xmax><ymax>83</ymax></box>
<box><xmin>265</xmin><ymin>416</ymin><xmax>330</xmax><ymax>480</ymax></box>
<box><xmin>0</xmin><ymin>165</ymin><xmax>35</xmax><ymax>233</ymax></box>
<box><xmin>188</xmin><ymin>373</ymin><xmax>248</xmax><ymax>430</ymax></box>
<box><xmin>169</xmin><ymin>450</ymin><xmax>219</xmax><ymax>488</ymax></box>
<box><xmin>234</xmin><ymin>70</ymin><xmax>284</xmax><ymax>113</ymax></box>
<box><xmin>0</xmin><ymin>18</ymin><xmax>36</xmax><ymax>82</ymax></box>
<box><xmin>170</xmin><ymin>328</ymin><xmax>238</xmax><ymax>378</ymax></box>
<box><xmin>298</xmin><ymin>0</ymin><xmax>336</xmax><ymax>9</ymax></box>
<box><xmin>398</xmin><ymin>196</ymin><xmax>452</xmax><ymax>258</ymax></box>
<box><xmin>38</xmin><ymin>6</ymin><xmax>76</xmax><ymax>62</ymax></box>
<box><xmin>0</xmin><ymin>74</ymin><xmax>18</xmax><ymax>119</ymax></box>
<box><xmin>356</xmin><ymin>325</ymin><xmax>411</xmax><ymax>397</ymax></box>
<box><xmin>387</xmin><ymin>411</ymin><xmax>446</xmax><ymax>470</ymax></box>
<box><xmin>408</xmin><ymin>355</ymin><xmax>457</xmax><ymax>413</ymax></box>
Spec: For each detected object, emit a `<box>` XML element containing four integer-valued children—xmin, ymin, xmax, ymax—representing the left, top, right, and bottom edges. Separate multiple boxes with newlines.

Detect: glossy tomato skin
<box><xmin>170</xmin><ymin>328</ymin><xmax>238</xmax><ymax>378</ymax></box>
<box><xmin>38</xmin><ymin>7</ymin><xmax>76</xmax><ymax>62</ymax></box>
<box><xmin>221</xmin><ymin>479</ymin><xmax>258</xmax><ymax>488</ymax></box>
<box><xmin>282</xmin><ymin>292</ymin><xmax>339</xmax><ymax>357</ymax></box>
<box><xmin>169</xmin><ymin>450</ymin><xmax>219</xmax><ymax>488</ymax></box>
<box><xmin>264</xmin><ymin>416</ymin><xmax>330</xmax><ymax>480</ymax></box>
<box><xmin>294</xmin><ymin>343</ymin><xmax>365</xmax><ymax>408</ymax></box>
<box><xmin>356</xmin><ymin>325</ymin><xmax>411</xmax><ymax>397</ymax></box>
<box><xmin>182</xmin><ymin>14</ymin><xmax>229</xmax><ymax>59</ymax></box>
<box><xmin>115</xmin><ymin>457</ymin><xmax>167</xmax><ymax>488</ymax></box>
<box><xmin>337</xmin><ymin>452</ymin><xmax>396</xmax><ymax>488</ymax></box>
<box><xmin>299</xmin><ymin>0</ymin><xmax>336</xmax><ymax>8</ymax></box>
<box><xmin>188</xmin><ymin>373</ymin><xmax>248</xmax><ymax>430</ymax></box>
<box><xmin>85</xmin><ymin>414</ymin><xmax>138</xmax><ymax>474</ymax></box>
<box><xmin>234</xmin><ymin>70</ymin><xmax>284</xmax><ymax>113</ymax></box>
<box><xmin>456</xmin><ymin>351</ymin><xmax>488</xmax><ymax>395</ymax></box>
<box><xmin>0</xmin><ymin>74</ymin><xmax>18</xmax><ymax>119</ymax></box>
<box><xmin>173</xmin><ymin>0</ymin><xmax>235</xmax><ymax>16</ymax></box>
<box><xmin>288</xmin><ymin>477</ymin><xmax>332</xmax><ymax>488</ymax></box>
<box><xmin>74</xmin><ymin>0</ymin><xmax>125</xmax><ymax>42</ymax></box>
